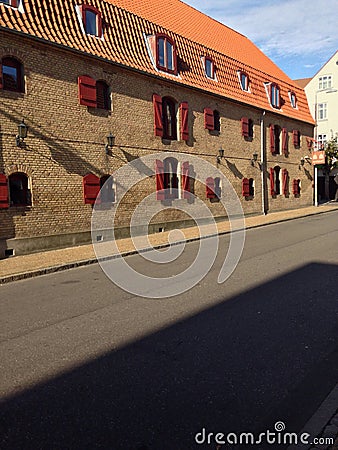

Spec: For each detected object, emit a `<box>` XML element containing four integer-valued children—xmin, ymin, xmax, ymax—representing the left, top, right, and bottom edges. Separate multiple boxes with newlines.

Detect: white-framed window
<box><xmin>238</xmin><ymin>71</ymin><xmax>250</xmax><ymax>92</ymax></box>
<box><xmin>204</xmin><ymin>57</ymin><xmax>215</xmax><ymax>80</ymax></box>
<box><xmin>289</xmin><ymin>91</ymin><xmax>297</xmax><ymax>108</ymax></box>
<box><xmin>317</xmin><ymin>103</ymin><xmax>327</xmax><ymax>120</ymax></box>
<box><xmin>319</xmin><ymin>75</ymin><xmax>332</xmax><ymax>90</ymax></box>
<box><xmin>317</xmin><ymin>134</ymin><xmax>327</xmax><ymax>149</ymax></box>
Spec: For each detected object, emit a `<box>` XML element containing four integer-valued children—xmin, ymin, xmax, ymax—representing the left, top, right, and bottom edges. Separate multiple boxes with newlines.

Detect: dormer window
<box><xmin>0</xmin><ymin>0</ymin><xmax>18</xmax><ymax>7</ymax></box>
<box><xmin>80</xmin><ymin>4</ymin><xmax>102</xmax><ymax>37</ymax></box>
<box><xmin>156</xmin><ymin>35</ymin><xmax>177</xmax><ymax>74</ymax></box>
<box><xmin>266</xmin><ymin>82</ymin><xmax>281</xmax><ymax>109</ymax></box>
<box><xmin>289</xmin><ymin>91</ymin><xmax>297</xmax><ymax>108</ymax></box>
<box><xmin>271</xmin><ymin>83</ymin><xmax>280</xmax><ymax>108</ymax></box>
<box><xmin>238</xmin><ymin>71</ymin><xmax>249</xmax><ymax>92</ymax></box>
<box><xmin>204</xmin><ymin>57</ymin><xmax>215</xmax><ymax>79</ymax></box>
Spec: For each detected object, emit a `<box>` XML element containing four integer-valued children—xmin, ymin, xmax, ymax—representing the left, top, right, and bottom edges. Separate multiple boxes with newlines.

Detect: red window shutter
<box><xmin>155</xmin><ymin>159</ymin><xmax>165</xmax><ymax>200</ymax></box>
<box><xmin>83</xmin><ymin>173</ymin><xmax>100</xmax><ymax>205</ymax></box>
<box><xmin>206</xmin><ymin>177</ymin><xmax>216</xmax><ymax>199</ymax></box>
<box><xmin>0</xmin><ymin>62</ymin><xmax>3</xmax><ymax>90</ymax></box>
<box><xmin>242</xmin><ymin>178</ymin><xmax>250</xmax><ymax>197</ymax></box>
<box><xmin>293</xmin><ymin>130</ymin><xmax>300</xmax><ymax>147</ymax></box>
<box><xmin>78</xmin><ymin>75</ymin><xmax>97</xmax><ymax>107</ymax></box>
<box><xmin>204</xmin><ymin>108</ymin><xmax>214</xmax><ymax>130</ymax></box>
<box><xmin>292</xmin><ymin>179</ymin><xmax>300</xmax><ymax>195</ymax></box>
<box><xmin>282</xmin><ymin>169</ymin><xmax>289</xmax><ymax>196</ymax></box>
<box><xmin>241</xmin><ymin>117</ymin><xmax>249</xmax><ymax>138</ymax></box>
<box><xmin>0</xmin><ymin>174</ymin><xmax>9</xmax><ymax>209</ymax></box>
<box><xmin>181</xmin><ymin>161</ymin><xmax>190</xmax><ymax>199</ymax></box>
<box><xmin>282</xmin><ymin>128</ymin><xmax>288</xmax><ymax>155</ymax></box>
<box><xmin>270</xmin><ymin>168</ymin><xmax>275</xmax><ymax>196</ymax></box>
<box><xmin>180</xmin><ymin>102</ymin><xmax>189</xmax><ymax>141</ymax></box>
<box><xmin>270</xmin><ymin>125</ymin><xmax>275</xmax><ymax>154</ymax></box>
<box><xmin>152</xmin><ymin>94</ymin><xmax>163</xmax><ymax>137</ymax></box>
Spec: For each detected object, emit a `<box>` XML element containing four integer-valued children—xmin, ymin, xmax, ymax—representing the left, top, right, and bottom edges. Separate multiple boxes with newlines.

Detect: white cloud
<box><xmin>184</xmin><ymin>0</ymin><xmax>338</xmax><ymax>59</ymax></box>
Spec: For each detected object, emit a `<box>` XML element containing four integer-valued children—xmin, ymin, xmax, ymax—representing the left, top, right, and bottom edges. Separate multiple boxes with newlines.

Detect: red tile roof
<box><xmin>294</xmin><ymin>78</ymin><xmax>312</xmax><ymax>89</ymax></box>
<box><xmin>0</xmin><ymin>0</ymin><xmax>314</xmax><ymax>124</ymax></box>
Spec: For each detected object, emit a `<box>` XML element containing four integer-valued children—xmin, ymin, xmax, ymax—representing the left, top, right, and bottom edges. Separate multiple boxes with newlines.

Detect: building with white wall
<box><xmin>296</xmin><ymin>50</ymin><xmax>338</xmax><ymax>200</ymax></box>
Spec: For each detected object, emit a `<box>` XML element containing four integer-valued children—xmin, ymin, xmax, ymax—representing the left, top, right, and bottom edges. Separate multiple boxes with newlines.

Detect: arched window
<box><xmin>156</xmin><ymin>35</ymin><xmax>177</xmax><ymax>74</ymax></box>
<box><xmin>272</xmin><ymin>166</ymin><xmax>281</xmax><ymax>196</ymax></box>
<box><xmin>1</xmin><ymin>57</ymin><xmax>24</xmax><ymax>92</ymax></box>
<box><xmin>163</xmin><ymin>157</ymin><xmax>179</xmax><ymax>199</ymax></box>
<box><xmin>96</xmin><ymin>80</ymin><xmax>110</xmax><ymax>110</ymax></box>
<box><xmin>239</xmin><ymin>71</ymin><xmax>249</xmax><ymax>91</ymax></box>
<box><xmin>162</xmin><ymin>97</ymin><xmax>177</xmax><ymax>140</ymax></box>
<box><xmin>9</xmin><ymin>172</ymin><xmax>31</xmax><ymax>206</ymax></box>
<box><xmin>270</xmin><ymin>83</ymin><xmax>281</xmax><ymax>108</ymax></box>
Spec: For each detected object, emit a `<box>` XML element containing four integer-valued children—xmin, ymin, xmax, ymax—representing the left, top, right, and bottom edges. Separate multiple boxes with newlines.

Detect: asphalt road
<box><xmin>0</xmin><ymin>211</ymin><xmax>337</xmax><ymax>449</ymax></box>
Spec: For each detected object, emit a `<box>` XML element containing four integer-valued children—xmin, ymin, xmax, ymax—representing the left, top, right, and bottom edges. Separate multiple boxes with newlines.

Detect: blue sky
<box><xmin>184</xmin><ymin>0</ymin><xmax>338</xmax><ymax>80</ymax></box>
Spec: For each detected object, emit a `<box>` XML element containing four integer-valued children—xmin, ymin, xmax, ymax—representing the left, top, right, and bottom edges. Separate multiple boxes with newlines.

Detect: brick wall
<box><xmin>0</xmin><ymin>31</ymin><xmax>314</xmax><ymax>255</ymax></box>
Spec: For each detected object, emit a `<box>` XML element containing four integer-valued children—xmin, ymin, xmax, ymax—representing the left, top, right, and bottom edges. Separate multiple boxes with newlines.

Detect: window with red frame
<box><xmin>156</xmin><ymin>35</ymin><xmax>177</xmax><ymax>74</ymax></box>
<box><xmin>80</xmin><ymin>4</ymin><xmax>102</xmax><ymax>37</ymax></box>
<box><xmin>270</xmin><ymin>83</ymin><xmax>281</xmax><ymax>108</ymax></box>
<box><xmin>9</xmin><ymin>173</ymin><xmax>31</xmax><ymax>206</ymax></box>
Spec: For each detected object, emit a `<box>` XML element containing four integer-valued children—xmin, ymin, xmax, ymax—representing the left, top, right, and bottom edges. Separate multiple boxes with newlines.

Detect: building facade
<box><xmin>297</xmin><ymin>51</ymin><xmax>338</xmax><ymax>201</ymax></box>
<box><xmin>0</xmin><ymin>0</ymin><xmax>314</xmax><ymax>257</ymax></box>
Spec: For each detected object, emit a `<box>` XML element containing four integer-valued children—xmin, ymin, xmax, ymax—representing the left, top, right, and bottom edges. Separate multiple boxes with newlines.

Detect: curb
<box><xmin>1</xmin><ymin>207</ymin><xmax>337</xmax><ymax>285</ymax></box>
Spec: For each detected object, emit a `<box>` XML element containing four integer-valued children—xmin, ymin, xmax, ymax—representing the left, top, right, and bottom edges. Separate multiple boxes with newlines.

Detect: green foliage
<box><xmin>324</xmin><ymin>137</ymin><xmax>338</xmax><ymax>169</ymax></box>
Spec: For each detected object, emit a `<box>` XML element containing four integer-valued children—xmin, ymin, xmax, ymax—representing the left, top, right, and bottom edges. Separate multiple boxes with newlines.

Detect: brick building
<box><xmin>0</xmin><ymin>0</ymin><xmax>314</xmax><ymax>257</ymax></box>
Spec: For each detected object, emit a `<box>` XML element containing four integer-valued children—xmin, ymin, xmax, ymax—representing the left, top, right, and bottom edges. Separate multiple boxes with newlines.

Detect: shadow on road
<box><xmin>0</xmin><ymin>263</ymin><xmax>337</xmax><ymax>449</ymax></box>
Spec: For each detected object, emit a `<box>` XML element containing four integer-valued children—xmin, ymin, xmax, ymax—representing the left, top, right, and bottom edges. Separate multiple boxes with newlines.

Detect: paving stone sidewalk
<box><xmin>1</xmin><ymin>203</ymin><xmax>338</xmax><ymax>284</ymax></box>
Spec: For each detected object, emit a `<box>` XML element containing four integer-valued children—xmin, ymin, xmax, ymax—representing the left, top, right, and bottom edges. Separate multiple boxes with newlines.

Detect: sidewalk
<box><xmin>1</xmin><ymin>203</ymin><xmax>338</xmax><ymax>284</ymax></box>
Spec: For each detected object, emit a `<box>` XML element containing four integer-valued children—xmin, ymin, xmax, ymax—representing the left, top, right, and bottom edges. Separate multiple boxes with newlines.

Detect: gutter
<box><xmin>261</xmin><ymin>110</ymin><xmax>268</xmax><ymax>215</ymax></box>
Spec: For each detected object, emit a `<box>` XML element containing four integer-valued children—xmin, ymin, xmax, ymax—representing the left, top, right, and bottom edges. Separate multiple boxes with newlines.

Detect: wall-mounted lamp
<box><xmin>16</xmin><ymin>119</ymin><xmax>28</xmax><ymax>147</ymax></box>
<box><xmin>105</xmin><ymin>132</ymin><xmax>115</xmax><ymax>154</ymax></box>
<box><xmin>300</xmin><ymin>157</ymin><xmax>305</xmax><ymax>166</ymax></box>
<box><xmin>251</xmin><ymin>152</ymin><xmax>258</xmax><ymax>166</ymax></box>
<box><xmin>217</xmin><ymin>147</ymin><xmax>224</xmax><ymax>164</ymax></box>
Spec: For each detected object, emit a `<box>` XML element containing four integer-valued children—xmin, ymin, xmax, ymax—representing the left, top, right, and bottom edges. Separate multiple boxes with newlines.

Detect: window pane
<box><xmin>166</xmin><ymin>40</ymin><xmax>173</xmax><ymax>70</ymax></box>
<box><xmin>158</xmin><ymin>38</ymin><xmax>165</xmax><ymax>67</ymax></box>
<box><xmin>3</xmin><ymin>65</ymin><xmax>18</xmax><ymax>90</ymax></box>
<box><xmin>241</xmin><ymin>73</ymin><xmax>247</xmax><ymax>90</ymax></box>
<box><xmin>205</xmin><ymin>59</ymin><xmax>213</xmax><ymax>78</ymax></box>
<box><xmin>85</xmin><ymin>10</ymin><xmax>97</xmax><ymax>35</ymax></box>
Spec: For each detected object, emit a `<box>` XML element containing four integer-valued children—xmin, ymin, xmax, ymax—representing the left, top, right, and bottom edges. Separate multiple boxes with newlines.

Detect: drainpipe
<box><xmin>260</xmin><ymin>110</ymin><xmax>267</xmax><ymax>214</ymax></box>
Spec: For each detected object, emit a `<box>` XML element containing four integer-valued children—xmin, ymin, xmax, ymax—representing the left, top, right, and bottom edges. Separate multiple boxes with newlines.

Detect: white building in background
<box><xmin>296</xmin><ymin>50</ymin><xmax>338</xmax><ymax>201</ymax></box>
